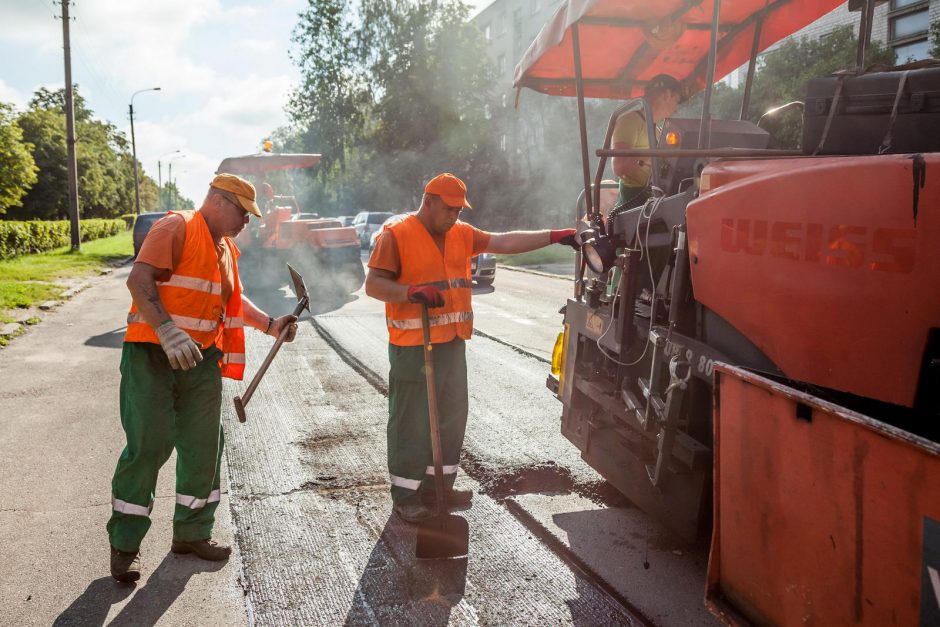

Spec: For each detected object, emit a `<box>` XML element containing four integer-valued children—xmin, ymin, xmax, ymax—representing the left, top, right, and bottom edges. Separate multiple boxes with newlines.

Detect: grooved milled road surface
<box><xmin>225</xmin><ymin>265</ymin><xmax>716</xmax><ymax>626</ymax></box>
<box><xmin>222</xmin><ymin>284</ymin><xmax>639</xmax><ymax>625</ymax></box>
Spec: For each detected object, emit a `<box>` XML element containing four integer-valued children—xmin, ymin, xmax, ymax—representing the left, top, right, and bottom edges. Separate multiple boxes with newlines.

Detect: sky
<box><xmin>0</xmin><ymin>0</ymin><xmax>494</xmax><ymax>205</ymax></box>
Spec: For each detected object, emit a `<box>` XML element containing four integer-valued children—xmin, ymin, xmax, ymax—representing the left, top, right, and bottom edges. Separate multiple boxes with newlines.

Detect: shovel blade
<box><xmin>415</xmin><ymin>513</ymin><xmax>469</xmax><ymax>559</ymax></box>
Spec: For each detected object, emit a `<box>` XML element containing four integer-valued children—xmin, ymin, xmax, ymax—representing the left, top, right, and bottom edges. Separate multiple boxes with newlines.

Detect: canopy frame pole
<box><xmin>856</xmin><ymin>0</ymin><xmax>875</xmax><ymax>68</ymax></box>
<box><xmin>571</xmin><ymin>23</ymin><xmax>594</xmax><ymax>218</ymax></box>
<box><xmin>739</xmin><ymin>13</ymin><xmax>765</xmax><ymax>121</ymax></box>
<box><xmin>698</xmin><ymin>0</ymin><xmax>723</xmax><ymax>149</ymax></box>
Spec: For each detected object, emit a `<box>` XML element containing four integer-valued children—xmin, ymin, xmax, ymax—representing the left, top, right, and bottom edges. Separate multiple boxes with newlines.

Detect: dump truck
<box><xmin>516</xmin><ymin>0</ymin><xmax>939</xmax><ymax>623</ymax></box>
<box><xmin>217</xmin><ymin>152</ymin><xmax>364</xmax><ymax>294</ymax></box>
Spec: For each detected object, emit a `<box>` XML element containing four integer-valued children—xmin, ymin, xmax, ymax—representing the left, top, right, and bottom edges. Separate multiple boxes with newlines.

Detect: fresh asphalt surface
<box><xmin>0</xmin><ymin>258</ymin><xmax>717</xmax><ymax>626</ymax></box>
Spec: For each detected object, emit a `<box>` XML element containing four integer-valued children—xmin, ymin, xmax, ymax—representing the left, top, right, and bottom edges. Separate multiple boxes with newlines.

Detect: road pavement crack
<box><xmin>471</xmin><ymin>327</ymin><xmax>551</xmax><ymax>364</ymax></box>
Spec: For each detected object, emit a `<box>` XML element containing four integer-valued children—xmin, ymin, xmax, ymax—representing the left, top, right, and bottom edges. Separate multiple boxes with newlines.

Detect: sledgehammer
<box><xmin>234</xmin><ymin>264</ymin><xmax>310</xmax><ymax>423</ymax></box>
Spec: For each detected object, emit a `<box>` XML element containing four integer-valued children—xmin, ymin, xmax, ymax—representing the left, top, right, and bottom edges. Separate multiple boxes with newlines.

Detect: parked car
<box><xmin>133</xmin><ymin>212</ymin><xmax>167</xmax><ymax>257</ymax></box>
<box><xmin>352</xmin><ymin>211</ymin><xmax>395</xmax><ymax>248</ymax></box>
<box><xmin>472</xmin><ymin>252</ymin><xmax>496</xmax><ymax>286</ymax></box>
<box><xmin>369</xmin><ymin>213</ymin><xmax>497</xmax><ymax>286</ymax></box>
<box><xmin>369</xmin><ymin>213</ymin><xmax>408</xmax><ymax>252</ymax></box>
<box><xmin>337</xmin><ymin>215</ymin><xmax>354</xmax><ymax>227</ymax></box>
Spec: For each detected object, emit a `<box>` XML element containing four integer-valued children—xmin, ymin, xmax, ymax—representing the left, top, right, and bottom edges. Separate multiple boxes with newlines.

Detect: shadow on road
<box><xmin>52</xmin><ymin>577</ymin><xmax>134</xmax><ymax>627</ymax></box>
<box><xmin>344</xmin><ymin>515</ymin><xmax>468</xmax><ymax>626</ymax></box>
<box><xmin>53</xmin><ymin>552</ymin><xmax>225</xmax><ymax>627</ymax></box>
<box><xmin>84</xmin><ymin>327</ymin><xmax>127</xmax><ymax>350</ymax></box>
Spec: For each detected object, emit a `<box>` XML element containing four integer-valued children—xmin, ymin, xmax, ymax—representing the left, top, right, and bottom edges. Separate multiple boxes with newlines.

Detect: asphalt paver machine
<box><xmin>517</xmin><ymin>1</ymin><xmax>940</xmax><ymax>623</ymax></box>
<box><xmin>217</xmin><ymin>152</ymin><xmax>364</xmax><ymax>294</ymax></box>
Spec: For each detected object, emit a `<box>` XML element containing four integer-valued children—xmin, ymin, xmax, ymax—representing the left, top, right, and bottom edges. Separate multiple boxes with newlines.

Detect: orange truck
<box><xmin>517</xmin><ymin>0</ymin><xmax>940</xmax><ymax>623</ymax></box>
<box><xmin>217</xmin><ymin>152</ymin><xmax>364</xmax><ymax>293</ymax></box>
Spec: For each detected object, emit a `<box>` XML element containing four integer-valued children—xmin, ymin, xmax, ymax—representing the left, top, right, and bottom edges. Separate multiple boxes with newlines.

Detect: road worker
<box><xmin>611</xmin><ymin>74</ymin><xmax>683</xmax><ymax>209</ymax></box>
<box><xmin>108</xmin><ymin>173</ymin><xmax>299</xmax><ymax>582</ymax></box>
<box><xmin>365</xmin><ymin>172</ymin><xmax>579</xmax><ymax>523</ymax></box>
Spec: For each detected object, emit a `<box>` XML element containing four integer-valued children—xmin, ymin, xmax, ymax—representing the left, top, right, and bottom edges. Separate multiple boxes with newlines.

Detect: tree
<box><xmin>9</xmin><ymin>86</ymin><xmax>160</xmax><ymax>220</ymax></box>
<box><xmin>0</xmin><ymin>103</ymin><xmax>38</xmax><ymax>214</ymax></box>
<box><xmin>930</xmin><ymin>19</ymin><xmax>940</xmax><ymax>60</ymax></box>
<box><xmin>159</xmin><ymin>181</ymin><xmax>194</xmax><ymax>212</ymax></box>
<box><xmin>286</xmin><ymin>0</ymin><xmax>516</xmax><ymax>228</ymax></box>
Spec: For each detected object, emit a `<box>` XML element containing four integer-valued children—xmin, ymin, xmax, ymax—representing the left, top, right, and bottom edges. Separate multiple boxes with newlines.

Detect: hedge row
<box><xmin>0</xmin><ymin>219</ymin><xmax>126</xmax><ymax>260</ymax></box>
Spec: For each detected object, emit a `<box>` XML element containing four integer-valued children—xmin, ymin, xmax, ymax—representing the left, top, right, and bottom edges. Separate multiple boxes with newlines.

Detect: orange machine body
<box><xmin>687</xmin><ymin>154</ymin><xmax>940</xmax><ymax>407</ymax></box>
<box><xmin>707</xmin><ymin>364</ymin><xmax>940</xmax><ymax>626</ymax></box>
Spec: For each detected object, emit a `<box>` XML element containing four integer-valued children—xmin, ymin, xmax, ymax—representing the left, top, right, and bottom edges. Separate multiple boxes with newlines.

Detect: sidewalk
<box><xmin>0</xmin><ymin>266</ymin><xmax>246</xmax><ymax>626</ymax></box>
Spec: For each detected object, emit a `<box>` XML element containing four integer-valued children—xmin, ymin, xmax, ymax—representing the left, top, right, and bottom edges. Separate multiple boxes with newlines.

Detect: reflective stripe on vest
<box><xmin>157</xmin><ymin>274</ymin><xmax>222</xmax><ymax>295</ymax></box>
<box><xmin>124</xmin><ymin>210</ymin><xmax>247</xmax><ymax>380</ymax></box>
<box><xmin>385</xmin><ymin>215</ymin><xmax>475</xmax><ymax>346</ymax></box>
<box><xmin>127</xmin><ymin>312</ymin><xmax>219</xmax><ymax>333</ymax></box>
<box><xmin>387</xmin><ymin>311</ymin><xmax>474</xmax><ymax>330</ymax></box>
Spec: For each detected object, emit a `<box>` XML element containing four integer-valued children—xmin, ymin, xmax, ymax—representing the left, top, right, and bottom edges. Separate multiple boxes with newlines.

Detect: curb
<box><xmin>496</xmin><ymin>264</ymin><xmax>573</xmax><ymax>281</ymax></box>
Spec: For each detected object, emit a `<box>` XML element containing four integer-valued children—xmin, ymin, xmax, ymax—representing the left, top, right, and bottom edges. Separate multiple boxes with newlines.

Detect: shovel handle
<box><xmin>421</xmin><ymin>305</ymin><xmax>448</xmax><ymax>515</ymax></box>
<box><xmin>234</xmin><ymin>295</ymin><xmax>308</xmax><ymax>423</ymax></box>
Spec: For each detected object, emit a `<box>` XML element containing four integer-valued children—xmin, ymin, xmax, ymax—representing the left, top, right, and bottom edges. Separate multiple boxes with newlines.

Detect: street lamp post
<box><xmin>129</xmin><ymin>87</ymin><xmax>161</xmax><ymax>215</ymax></box>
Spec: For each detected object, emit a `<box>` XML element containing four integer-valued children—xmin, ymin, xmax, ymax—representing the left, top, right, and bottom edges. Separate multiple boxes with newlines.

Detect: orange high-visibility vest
<box><xmin>385</xmin><ymin>215</ymin><xmax>474</xmax><ymax>346</ymax></box>
<box><xmin>124</xmin><ymin>210</ymin><xmax>246</xmax><ymax>380</ymax></box>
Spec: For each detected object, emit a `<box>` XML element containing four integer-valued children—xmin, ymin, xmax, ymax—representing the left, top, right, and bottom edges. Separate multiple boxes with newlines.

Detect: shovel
<box><xmin>234</xmin><ymin>264</ymin><xmax>310</xmax><ymax>423</ymax></box>
<box><xmin>415</xmin><ymin>304</ymin><xmax>470</xmax><ymax>559</ymax></box>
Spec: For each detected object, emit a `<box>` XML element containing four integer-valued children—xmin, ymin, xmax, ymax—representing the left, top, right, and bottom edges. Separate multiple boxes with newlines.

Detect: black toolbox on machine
<box><xmin>802</xmin><ymin>66</ymin><xmax>940</xmax><ymax>155</ymax></box>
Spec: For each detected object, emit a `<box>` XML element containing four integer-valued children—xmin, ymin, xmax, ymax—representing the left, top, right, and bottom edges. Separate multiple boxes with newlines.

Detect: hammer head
<box><xmin>287</xmin><ymin>263</ymin><xmax>311</xmax><ymax>313</ymax></box>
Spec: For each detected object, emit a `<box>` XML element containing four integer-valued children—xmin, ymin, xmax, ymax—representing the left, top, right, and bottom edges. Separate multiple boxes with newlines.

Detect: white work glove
<box><xmin>155</xmin><ymin>320</ymin><xmax>204</xmax><ymax>370</ymax></box>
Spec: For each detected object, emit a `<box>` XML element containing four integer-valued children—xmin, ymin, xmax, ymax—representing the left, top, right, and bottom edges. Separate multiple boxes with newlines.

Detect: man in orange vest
<box><xmin>108</xmin><ymin>173</ymin><xmax>299</xmax><ymax>582</ymax></box>
<box><xmin>366</xmin><ymin>173</ymin><xmax>578</xmax><ymax>523</ymax></box>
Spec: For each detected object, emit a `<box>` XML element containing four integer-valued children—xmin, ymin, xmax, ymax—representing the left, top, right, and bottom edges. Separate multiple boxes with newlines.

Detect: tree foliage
<box><xmin>7</xmin><ymin>86</ymin><xmax>163</xmax><ymax>221</ymax></box>
<box><xmin>159</xmin><ymin>181</ymin><xmax>195</xmax><ymax>212</ymax></box>
<box><xmin>286</xmin><ymin>0</ymin><xmax>519</xmax><ymax>228</ymax></box>
<box><xmin>931</xmin><ymin>19</ymin><xmax>940</xmax><ymax>60</ymax></box>
<box><xmin>0</xmin><ymin>103</ymin><xmax>38</xmax><ymax>214</ymax></box>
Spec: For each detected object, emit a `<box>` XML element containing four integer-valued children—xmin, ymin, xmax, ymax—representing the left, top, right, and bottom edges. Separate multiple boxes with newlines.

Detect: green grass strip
<box><xmin>495</xmin><ymin>246</ymin><xmax>576</xmax><ymax>267</ymax></box>
<box><xmin>0</xmin><ymin>231</ymin><xmax>131</xmax><ymax>313</ymax></box>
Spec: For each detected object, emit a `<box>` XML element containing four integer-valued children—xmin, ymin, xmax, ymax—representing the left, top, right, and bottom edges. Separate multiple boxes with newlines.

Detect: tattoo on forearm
<box><xmin>140</xmin><ymin>283</ymin><xmax>167</xmax><ymax>318</ymax></box>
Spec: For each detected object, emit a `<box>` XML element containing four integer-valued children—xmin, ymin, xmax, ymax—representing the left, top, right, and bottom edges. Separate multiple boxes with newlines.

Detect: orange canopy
<box><xmin>216</xmin><ymin>153</ymin><xmax>322</xmax><ymax>176</ymax></box>
<box><xmin>513</xmin><ymin>0</ymin><xmax>847</xmax><ymax>100</ymax></box>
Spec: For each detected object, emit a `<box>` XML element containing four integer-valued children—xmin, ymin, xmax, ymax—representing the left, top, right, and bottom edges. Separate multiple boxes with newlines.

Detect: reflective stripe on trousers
<box><xmin>176</xmin><ymin>489</ymin><xmax>221</xmax><ymax>510</ymax></box>
<box><xmin>389</xmin><ymin>474</ymin><xmax>422</xmax><ymax>490</ymax></box>
<box><xmin>111</xmin><ymin>497</ymin><xmax>153</xmax><ymax>517</ymax></box>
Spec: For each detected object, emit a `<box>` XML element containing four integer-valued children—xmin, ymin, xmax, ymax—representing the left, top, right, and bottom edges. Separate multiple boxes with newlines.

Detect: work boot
<box><xmin>110</xmin><ymin>546</ymin><xmax>141</xmax><ymax>583</ymax></box>
<box><xmin>422</xmin><ymin>487</ymin><xmax>474</xmax><ymax>507</ymax></box>
<box><xmin>393</xmin><ymin>503</ymin><xmax>434</xmax><ymax>524</ymax></box>
<box><xmin>170</xmin><ymin>538</ymin><xmax>232</xmax><ymax>561</ymax></box>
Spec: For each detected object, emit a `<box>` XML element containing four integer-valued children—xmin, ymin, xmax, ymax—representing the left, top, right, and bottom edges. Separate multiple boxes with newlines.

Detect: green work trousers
<box><xmin>387</xmin><ymin>338</ymin><xmax>468</xmax><ymax>504</ymax></box>
<box><xmin>107</xmin><ymin>342</ymin><xmax>225</xmax><ymax>552</ymax></box>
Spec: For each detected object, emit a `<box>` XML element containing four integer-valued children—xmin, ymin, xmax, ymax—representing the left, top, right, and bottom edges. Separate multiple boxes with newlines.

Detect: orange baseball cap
<box><xmin>210</xmin><ymin>173</ymin><xmax>262</xmax><ymax>217</ymax></box>
<box><xmin>424</xmin><ymin>173</ymin><xmax>472</xmax><ymax>209</ymax></box>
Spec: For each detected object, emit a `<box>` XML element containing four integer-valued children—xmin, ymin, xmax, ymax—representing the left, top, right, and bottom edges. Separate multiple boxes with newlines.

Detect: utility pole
<box><xmin>129</xmin><ymin>87</ymin><xmax>160</xmax><ymax>215</ymax></box>
<box><xmin>60</xmin><ymin>0</ymin><xmax>80</xmax><ymax>251</ymax></box>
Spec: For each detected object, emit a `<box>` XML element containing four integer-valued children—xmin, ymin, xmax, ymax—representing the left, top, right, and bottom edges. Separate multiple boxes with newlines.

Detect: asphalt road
<box><xmin>228</xmin><ymin>263</ymin><xmax>717</xmax><ymax>626</ymax></box>
<box><xmin>0</xmin><ymin>260</ymin><xmax>717</xmax><ymax>626</ymax></box>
